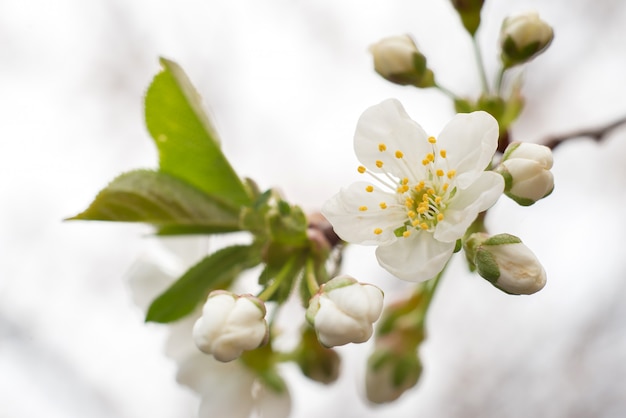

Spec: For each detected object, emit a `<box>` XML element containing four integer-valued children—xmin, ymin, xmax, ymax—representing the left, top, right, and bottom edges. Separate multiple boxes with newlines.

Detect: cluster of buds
<box><xmin>464</xmin><ymin>233</ymin><xmax>547</xmax><ymax>295</ymax></box>
<box><xmin>193</xmin><ymin>275</ymin><xmax>384</xmax><ymax>364</ymax></box>
<box><xmin>497</xmin><ymin>142</ymin><xmax>554</xmax><ymax>206</ymax></box>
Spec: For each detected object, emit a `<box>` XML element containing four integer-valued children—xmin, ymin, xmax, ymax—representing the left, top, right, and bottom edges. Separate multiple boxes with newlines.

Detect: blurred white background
<box><xmin>1</xmin><ymin>0</ymin><xmax>626</xmax><ymax>417</ymax></box>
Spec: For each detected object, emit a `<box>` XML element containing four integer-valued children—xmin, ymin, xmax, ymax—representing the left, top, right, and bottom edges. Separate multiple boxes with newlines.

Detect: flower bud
<box><xmin>293</xmin><ymin>327</ymin><xmax>341</xmax><ymax>385</ymax></box>
<box><xmin>500</xmin><ymin>12</ymin><xmax>554</xmax><ymax>68</ymax></box>
<box><xmin>365</xmin><ymin>333</ymin><xmax>422</xmax><ymax>404</ymax></box>
<box><xmin>466</xmin><ymin>233</ymin><xmax>547</xmax><ymax>295</ymax></box>
<box><xmin>498</xmin><ymin>142</ymin><xmax>554</xmax><ymax>206</ymax></box>
<box><xmin>193</xmin><ymin>290</ymin><xmax>269</xmax><ymax>362</ymax></box>
<box><xmin>369</xmin><ymin>35</ymin><xmax>435</xmax><ymax>88</ymax></box>
<box><xmin>450</xmin><ymin>0</ymin><xmax>485</xmax><ymax>36</ymax></box>
<box><xmin>306</xmin><ymin>275</ymin><xmax>384</xmax><ymax>347</ymax></box>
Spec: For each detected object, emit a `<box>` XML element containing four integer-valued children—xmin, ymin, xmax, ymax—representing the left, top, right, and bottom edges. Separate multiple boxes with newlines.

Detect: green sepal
<box><xmin>477</xmin><ymin>94</ymin><xmax>506</xmax><ymax>124</ymax></box>
<box><xmin>454</xmin><ymin>98</ymin><xmax>474</xmax><ymax>113</ymax></box>
<box><xmin>240</xmin><ymin>343</ymin><xmax>288</xmax><ymax>394</ymax></box>
<box><xmin>501</xmin><ymin>38</ymin><xmax>545</xmax><ymax>69</ymax></box>
<box><xmin>483</xmin><ymin>233</ymin><xmax>522</xmax><ymax>246</ymax></box>
<box><xmin>69</xmin><ymin>170</ymin><xmax>240</xmax><ymax>232</ymax></box>
<box><xmin>474</xmin><ymin>248</ymin><xmax>500</xmax><ymax>283</ymax></box>
<box><xmin>505</xmin><ymin>191</ymin><xmax>536</xmax><ymax>207</ymax></box>
<box><xmin>145</xmin><ymin>244</ymin><xmax>262</xmax><ymax>323</ymax></box>
<box><xmin>145</xmin><ymin>58</ymin><xmax>251</xmax><ymax>208</ymax></box>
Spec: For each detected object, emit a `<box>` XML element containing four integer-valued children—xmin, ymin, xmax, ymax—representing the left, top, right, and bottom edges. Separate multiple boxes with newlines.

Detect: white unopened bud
<box><xmin>193</xmin><ymin>290</ymin><xmax>269</xmax><ymax>362</ymax></box>
<box><xmin>498</xmin><ymin>142</ymin><xmax>554</xmax><ymax>206</ymax></box>
<box><xmin>306</xmin><ymin>275</ymin><xmax>384</xmax><ymax>347</ymax></box>
<box><xmin>500</xmin><ymin>11</ymin><xmax>554</xmax><ymax>68</ymax></box>
<box><xmin>369</xmin><ymin>35</ymin><xmax>434</xmax><ymax>87</ymax></box>
<box><xmin>468</xmin><ymin>233</ymin><xmax>547</xmax><ymax>295</ymax></box>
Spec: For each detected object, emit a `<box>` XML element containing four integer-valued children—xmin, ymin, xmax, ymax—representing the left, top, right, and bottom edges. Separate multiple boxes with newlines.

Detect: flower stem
<box><xmin>434</xmin><ymin>82</ymin><xmax>458</xmax><ymax>100</ymax></box>
<box><xmin>257</xmin><ymin>255</ymin><xmax>298</xmax><ymax>302</ymax></box>
<box><xmin>495</xmin><ymin>66</ymin><xmax>506</xmax><ymax>95</ymax></box>
<box><xmin>304</xmin><ymin>257</ymin><xmax>320</xmax><ymax>296</ymax></box>
<box><xmin>415</xmin><ymin>267</ymin><xmax>446</xmax><ymax>326</ymax></box>
<box><xmin>472</xmin><ymin>35</ymin><xmax>490</xmax><ymax>94</ymax></box>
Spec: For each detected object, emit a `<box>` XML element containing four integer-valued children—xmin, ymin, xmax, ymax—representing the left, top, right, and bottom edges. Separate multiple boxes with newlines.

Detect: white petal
<box><xmin>435</xmin><ymin>172</ymin><xmax>504</xmax><ymax>242</ymax></box>
<box><xmin>321</xmin><ymin>181</ymin><xmax>407</xmax><ymax>245</ymax></box>
<box><xmin>255</xmin><ymin>383</ymin><xmax>292</xmax><ymax>418</ymax></box>
<box><xmin>437</xmin><ymin>111</ymin><xmax>499</xmax><ymax>189</ymax></box>
<box><xmin>354</xmin><ymin>99</ymin><xmax>429</xmax><ymax>180</ymax></box>
<box><xmin>376</xmin><ymin>232</ymin><xmax>455</xmax><ymax>282</ymax></box>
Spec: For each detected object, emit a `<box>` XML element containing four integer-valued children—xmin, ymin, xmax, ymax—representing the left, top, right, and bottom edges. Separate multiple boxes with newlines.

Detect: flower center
<box><xmin>358</xmin><ymin>136</ymin><xmax>457</xmax><ymax>238</ymax></box>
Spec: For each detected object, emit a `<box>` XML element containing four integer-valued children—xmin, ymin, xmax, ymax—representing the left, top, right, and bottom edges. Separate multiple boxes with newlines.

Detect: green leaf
<box><xmin>146</xmin><ymin>244</ymin><xmax>262</xmax><ymax>323</ymax></box>
<box><xmin>69</xmin><ymin>170</ymin><xmax>241</xmax><ymax>232</ymax></box>
<box><xmin>145</xmin><ymin>58</ymin><xmax>251</xmax><ymax>207</ymax></box>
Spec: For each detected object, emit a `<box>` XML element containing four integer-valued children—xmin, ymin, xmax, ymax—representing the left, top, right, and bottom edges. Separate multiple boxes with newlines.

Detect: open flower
<box><xmin>322</xmin><ymin>99</ymin><xmax>504</xmax><ymax>282</ymax></box>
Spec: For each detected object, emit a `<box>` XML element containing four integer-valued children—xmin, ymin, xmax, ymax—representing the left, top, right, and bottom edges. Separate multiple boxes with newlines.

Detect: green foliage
<box><xmin>69</xmin><ymin>170</ymin><xmax>241</xmax><ymax>232</ymax></box>
<box><xmin>145</xmin><ymin>58</ymin><xmax>251</xmax><ymax>208</ymax></box>
<box><xmin>145</xmin><ymin>244</ymin><xmax>262</xmax><ymax>323</ymax></box>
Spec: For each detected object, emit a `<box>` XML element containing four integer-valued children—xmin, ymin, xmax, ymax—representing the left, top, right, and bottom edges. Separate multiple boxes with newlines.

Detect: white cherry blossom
<box><xmin>322</xmin><ymin>99</ymin><xmax>504</xmax><ymax>282</ymax></box>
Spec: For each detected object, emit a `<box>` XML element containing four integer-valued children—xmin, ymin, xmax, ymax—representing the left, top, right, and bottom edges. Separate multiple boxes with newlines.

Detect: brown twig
<box><xmin>543</xmin><ymin>115</ymin><xmax>626</xmax><ymax>150</ymax></box>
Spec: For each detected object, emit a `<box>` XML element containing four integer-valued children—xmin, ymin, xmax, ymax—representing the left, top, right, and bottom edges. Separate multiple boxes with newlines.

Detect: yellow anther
<box><xmin>435</xmin><ymin>196</ymin><xmax>442</xmax><ymax>204</ymax></box>
<box><xmin>440</xmin><ymin>149</ymin><xmax>447</xmax><ymax>158</ymax></box>
<box><xmin>366</xmin><ymin>185</ymin><xmax>374</xmax><ymax>192</ymax></box>
<box><xmin>403</xmin><ymin>230</ymin><xmax>412</xmax><ymax>238</ymax></box>
<box><xmin>418</xmin><ymin>181</ymin><xmax>425</xmax><ymax>189</ymax></box>
<box><xmin>418</xmin><ymin>206</ymin><xmax>427</xmax><ymax>214</ymax></box>
<box><xmin>437</xmin><ymin>213</ymin><xmax>444</xmax><ymax>221</ymax></box>
<box><xmin>359</xmin><ymin>206</ymin><xmax>368</xmax><ymax>211</ymax></box>
<box><xmin>375</xmin><ymin>160</ymin><xmax>384</xmax><ymax>168</ymax></box>
<box><xmin>395</xmin><ymin>150</ymin><xmax>404</xmax><ymax>159</ymax></box>
<box><xmin>414</xmin><ymin>184</ymin><xmax>422</xmax><ymax>192</ymax></box>
<box><xmin>443</xmin><ymin>183</ymin><xmax>450</xmax><ymax>191</ymax></box>
<box><xmin>407</xmin><ymin>210</ymin><xmax>416</xmax><ymax>218</ymax></box>
<box><xmin>379</xmin><ymin>202</ymin><xmax>388</xmax><ymax>209</ymax></box>
<box><xmin>412</xmin><ymin>219</ymin><xmax>420</xmax><ymax>227</ymax></box>
<box><xmin>400</xmin><ymin>185</ymin><xmax>409</xmax><ymax>193</ymax></box>
<box><xmin>422</xmin><ymin>159</ymin><xmax>430</xmax><ymax>166</ymax></box>
<box><xmin>428</xmin><ymin>136</ymin><xmax>437</xmax><ymax>144</ymax></box>
<box><xmin>378</xmin><ymin>143</ymin><xmax>387</xmax><ymax>152</ymax></box>
<box><xmin>447</xmin><ymin>170</ymin><xmax>456</xmax><ymax>179</ymax></box>
<box><xmin>374</xmin><ymin>228</ymin><xmax>383</xmax><ymax>235</ymax></box>
<box><xmin>402</xmin><ymin>177</ymin><xmax>409</xmax><ymax>185</ymax></box>
<box><xmin>358</xmin><ymin>166</ymin><xmax>366</xmax><ymax>174</ymax></box>
<box><xmin>436</xmin><ymin>169</ymin><xmax>444</xmax><ymax>177</ymax></box>
<box><xmin>420</xmin><ymin>223</ymin><xmax>429</xmax><ymax>230</ymax></box>
<box><xmin>427</xmin><ymin>153</ymin><xmax>435</xmax><ymax>162</ymax></box>
<box><xmin>427</xmin><ymin>188</ymin><xmax>435</xmax><ymax>195</ymax></box>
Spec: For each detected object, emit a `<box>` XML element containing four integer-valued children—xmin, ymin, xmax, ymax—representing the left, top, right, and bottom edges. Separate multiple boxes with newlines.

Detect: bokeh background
<box><xmin>2</xmin><ymin>0</ymin><xmax>626</xmax><ymax>417</ymax></box>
